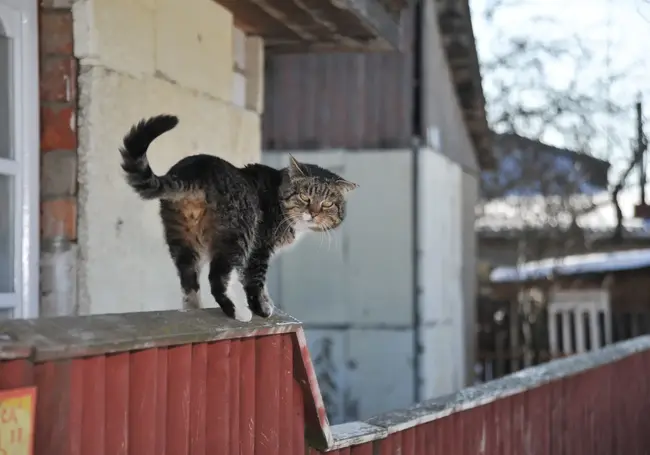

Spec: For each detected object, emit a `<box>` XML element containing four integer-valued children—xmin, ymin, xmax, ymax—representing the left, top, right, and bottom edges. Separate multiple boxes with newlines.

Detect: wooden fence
<box><xmin>0</xmin><ymin>310</ymin><xmax>328</xmax><ymax>455</ymax></box>
<box><xmin>1</xmin><ymin>309</ymin><xmax>650</xmax><ymax>454</ymax></box>
<box><xmin>477</xmin><ymin>293</ymin><xmax>650</xmax><ymax>382</ymax></box>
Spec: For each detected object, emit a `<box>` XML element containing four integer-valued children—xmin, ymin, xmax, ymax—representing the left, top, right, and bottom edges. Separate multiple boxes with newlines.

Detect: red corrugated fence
<box><xmin>0</xmin><ymin>309</ymin><xmax>649</xmax><ymax>454</ymax></box>
<box><xmin>0</xmin><ymin>335</ymin><xmax>306</xmax><ymax>455</ymax></box>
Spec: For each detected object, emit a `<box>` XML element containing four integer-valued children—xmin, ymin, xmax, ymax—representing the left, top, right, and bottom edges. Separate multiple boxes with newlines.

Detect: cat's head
<box><xmin>281</xmin><ymin>155</ymin><xmax>358</xmax><ymax>232</ymax></box>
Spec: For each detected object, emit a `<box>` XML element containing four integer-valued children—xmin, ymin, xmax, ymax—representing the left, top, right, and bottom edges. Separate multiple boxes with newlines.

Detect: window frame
<box><xmin>0</xmin><ymin>0</ymin><xmax>39</xmax><ymax>319</ymax></box>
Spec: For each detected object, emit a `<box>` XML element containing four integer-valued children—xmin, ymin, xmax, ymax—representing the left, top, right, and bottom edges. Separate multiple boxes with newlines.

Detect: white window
<box><xmin>548</xmin><ymin>289</ymin><xmax>612</xmax><ymax>357</ymax></box>
<box><xmin>0</xmin><ymin>0</ymin><xmax>39</xmax><ymax>319</ymax></box>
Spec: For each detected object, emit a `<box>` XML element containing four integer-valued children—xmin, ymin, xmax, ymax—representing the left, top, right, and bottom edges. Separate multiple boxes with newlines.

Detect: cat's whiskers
<box><xmin>326</xmin><ymin>226</ymin><xmax>333</xmax><ymax>252</ymax></box>
<box><xmin>273</xmin><ymin>213</ymin><xmax>301</xmax><ymax>239</ymax></box>
<box><xmin>332</xmin><ymin>225</ymin><xmax>341</xmax><ymax>251</ymax></box>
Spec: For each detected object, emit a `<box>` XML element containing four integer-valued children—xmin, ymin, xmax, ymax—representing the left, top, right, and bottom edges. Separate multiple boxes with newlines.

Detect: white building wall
<box><xmin>461</xmin><ymin>170</ymin><xmax>479</xmax><ymax>386</ymax></box>
<box><xmin>72</xmin><ymin>0</ymin><xmax>263</xmax><ymax>314</ymax></box>
<box><xmin>263</xmin><ymin>150</ymin><xmax>415</xmax><ymax>423</ymax></box>
<box><xmin>417</xmin><ymin>147</ymin><xmax>468</xmax><ymax>399</ymax></box>
<box><xmin>263</xmin><ymin>148</ymin><xmax>476</xmax><ymax>422</ymax></box>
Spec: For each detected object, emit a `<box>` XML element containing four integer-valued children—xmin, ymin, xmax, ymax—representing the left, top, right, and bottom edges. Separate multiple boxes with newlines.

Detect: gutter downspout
<box><xmin>411</xmin><ymin>0</ymin><xmax>424</xmax><ymax>403</ymax></box>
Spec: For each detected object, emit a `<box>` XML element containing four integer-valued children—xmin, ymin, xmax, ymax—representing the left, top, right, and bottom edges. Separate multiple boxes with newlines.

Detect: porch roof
<box><xmin>437</xmin><ymin>0</ymin><xmax>493</xmax><ymax>170</ymax></box>
<box><xmin>215</xmin><ymin>0</ymin><xmax>409</xmax><ymax>53</ymax></box>
<box><xmin>490</xmin><ymin>247</ymin><xmax>650</xmax><ymax>284</ymax></box>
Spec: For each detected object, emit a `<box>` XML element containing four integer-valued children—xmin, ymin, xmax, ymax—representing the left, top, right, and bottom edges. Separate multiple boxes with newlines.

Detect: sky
<box><xmin>470</xmin><ymin>0</ymin><xmax>650</xmax><ymax>228</ymax></box>
<box><xmin>470</xmin><ymin>0</ymin><xmax>650</xmax><ymax>176</ymax></box>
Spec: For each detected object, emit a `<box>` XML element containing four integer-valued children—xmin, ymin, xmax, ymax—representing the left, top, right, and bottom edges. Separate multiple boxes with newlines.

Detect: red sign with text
<box><xmin>0</xmin><ymin>387</ymin><xmax>36</xmax><ymax>455</ymax></box>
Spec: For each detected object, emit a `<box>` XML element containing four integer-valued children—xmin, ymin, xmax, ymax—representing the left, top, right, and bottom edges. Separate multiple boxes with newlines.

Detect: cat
<box><xmin>119</xmin><ymin>114</ymin><xmax>358</xmax><ymax>322</ymax></box>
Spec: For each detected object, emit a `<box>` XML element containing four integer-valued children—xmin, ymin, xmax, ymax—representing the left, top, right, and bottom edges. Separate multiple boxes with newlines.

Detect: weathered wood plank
<box><xmin>0</xmin><ymin>359</ymin><xmax>34</xmax><ymax>388</ymax></box>
<box><xmin>374</xmin><ymin>435</ymin><xmax>392</xmax><ymax>455</ymax></box>
<box><xmin>461</xmin><ymin>405</ymin><xmax>484</xmax><ymax>455</ymax></box>
<box><xmin>206</xmin><ymin>340</ymin><xmax>231</xmax><ymax>454</ymax></box>
<box><xmin>483</xmin><ymin>404</ymin><xmax>497</xmax><ymax>455</ymax></box>
<box><xmin>293</xmin><ymin>377</ymin><xmax>305</xmax><ymax>455</ymax></box>
<box><xmin>240</xmin><ymin>338</ymin><xmax>256</xmax><ymax>455</ymax></box>
<box><xmin>189</xmin><ymin>343</ymin><xmax>207</xmax><ymax>455</ymax></box>
<box><xmin>526</xmin><ymin>384</ymin><xmax>550</xmax><ymax>455</ymax></box>
<box><xmin>292</xmin><ymin>329</ymin><xmax>332</xmax><ymax>449</ymax></box>
<box><xmin>105</xmin><ymin>353</ymin><xmax>130</xmax><ymax>455</ymax></box>
<box><xmin>330</xmin><ymin>422</ymin><xmax>387</xmax><ymax>449</ymax></box>
<box><xmin>414</xmin><ymin>423</ymin><xmax>426</xmax><ymax>455</ymax></box>
<box><xmin>549</xmin><ymin>379</ymin><xmax>564</xmax><ymax>455</ymax></box>
<box><xmin>495</xmin><ymin>396</ymin><xmax>512</xmax><ymax>455</ymax></box>
<box><xmin>0</xmin><ymin>309</ymin><xmax>301</xmax><ymax>361</ymax></box>
<box><xmin>401</xmin><ymin>428</ymin><xmax>414</xmax><ymax>455</ymax></box>
<box><xmin>68</xmin><ymin>360</ymin><xmax>84</xmax><ymax>455</ymax></box>
<box><xmin>80</xmin><ymin>356</ymin><xmax>106</xmax><ymax>455</ymax></box>
<box><xmin>363</xmin><ymin>335</ymin><xmax>650</xmax><ymax>439</ymax></box>
<box><xmin>255</xmin><ymin>335</ymin><xmax>281</xmax><ymax>455</ymax></box>
<box><xmin>228</xmin><ymin>340</ymin><xmax>242</xmax><ymax>455</ymax></box>
<box><xmin>166</xmin><ymin>345</ymin><xmax>192</xmax><ymax>455</ymax></box>
<box><xmin>279</xmin><ymin>334</ymin><xmax>294</xmax><ymax>454</ymax></box>
<box><xmin>350</xmin><ymin>442</ymin><xmax>373</xmax><ymax>455</ymax></box>
<box><xmin>154</xmin><ymin>349</ymin><xmax>168</xmax><ymax>455</ymax></box>
<box><xmin>511</xmin><ymin>392</ymin><xmax>525</xmax><ymax>455</ymax></box>
<box><xmin>128</xmin><ymin>349</ymin><xmax>158</xmax><ymax>455</ymax></box>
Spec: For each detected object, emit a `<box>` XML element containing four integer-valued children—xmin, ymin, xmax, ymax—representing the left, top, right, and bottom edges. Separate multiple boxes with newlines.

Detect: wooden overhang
<box><xmin>436</xmin><ymin>0</ymin><xmax>494</xmax><ymax>170</ymax></box>
<box><xmin>215</xmin><ymin>0</ymin><xmax>409</xmax><ymax>53</ymax></box>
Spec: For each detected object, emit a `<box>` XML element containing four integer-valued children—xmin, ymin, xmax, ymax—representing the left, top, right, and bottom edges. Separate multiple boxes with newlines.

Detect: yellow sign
<box><xmin>0</xmin><ymin>387</ymin><xmax>36</xmax><ymax>455</ymax></box>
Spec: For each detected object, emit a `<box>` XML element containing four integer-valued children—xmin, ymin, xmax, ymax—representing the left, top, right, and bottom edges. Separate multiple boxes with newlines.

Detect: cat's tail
<box><xmin>119</xmin><ymin>114</ymin><xmax>183</xmax><ymax>200</ymax></box>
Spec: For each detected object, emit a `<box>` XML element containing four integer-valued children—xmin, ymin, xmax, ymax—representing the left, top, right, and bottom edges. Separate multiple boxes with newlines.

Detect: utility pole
<box><xmin>638</xmin><ymin>94</ymin><xmax>646</xmax><ymax>205</ymax></box>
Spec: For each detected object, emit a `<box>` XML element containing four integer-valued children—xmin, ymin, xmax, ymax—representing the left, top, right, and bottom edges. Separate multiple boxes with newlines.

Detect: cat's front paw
<box><xmin>182</xmin><ymin>291</ymin><xmax>201</xmax><ymax>310</ymax></box>
<box><xmin>249</xmin><ymin>291</ymin><xmax>274</xmax><ymax>318</ymax></box>
<box><xmin>233</xmin><ymin>305</ymin><xmax>253</xmax><ymax>322</ymax></box>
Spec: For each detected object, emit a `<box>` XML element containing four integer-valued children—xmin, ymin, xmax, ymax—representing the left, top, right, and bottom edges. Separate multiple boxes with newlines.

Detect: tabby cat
<box><xmin>119</xmin><ymin>114</ymin><xmax>358</xmax><ymax>322</ymax></box>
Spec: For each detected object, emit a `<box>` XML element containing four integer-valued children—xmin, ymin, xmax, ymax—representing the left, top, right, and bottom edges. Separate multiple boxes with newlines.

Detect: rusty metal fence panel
<box><xmin>1</xmin><ymin>309</ymin><xmax>650</xmax><ymax>455</ymax></box>
<box><xmin>313</xmin><ymin>336</ymin><xmax>650</xmax><ymax>455</ymax></box>
<box><xmin>0</xmin><ymin>335</ymin><xmax>300</xmax><ymax>455</ymax></box>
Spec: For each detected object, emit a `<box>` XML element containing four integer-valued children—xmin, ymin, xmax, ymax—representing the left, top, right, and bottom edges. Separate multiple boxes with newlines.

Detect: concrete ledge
<box><xmin>0</xmin><ymin>309</ymin><xmax>301</xmax><ymax>361</ymax></box>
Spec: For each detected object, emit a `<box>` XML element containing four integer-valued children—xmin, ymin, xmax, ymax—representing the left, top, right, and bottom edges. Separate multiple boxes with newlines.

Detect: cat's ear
<box><xmin>336</xmin><ymin>179</ymin><xmax>359</xmax><ymax>193</ymax></box>
<box><xmin>288</xmin><ymin>154</ymin><xmax>306</xmax><ymax>179</ymax></box>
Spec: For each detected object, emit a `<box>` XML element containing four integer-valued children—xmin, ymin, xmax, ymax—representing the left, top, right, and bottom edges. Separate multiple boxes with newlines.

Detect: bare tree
<box><xmin>475</xmin><ymin>0</ymin><xmax>637</xmax><ymax>366</ymax></box>
<box><xmin>476</xmin><ymin>0</ymin><xmax>635</xmax><ymax>252</ymax></box>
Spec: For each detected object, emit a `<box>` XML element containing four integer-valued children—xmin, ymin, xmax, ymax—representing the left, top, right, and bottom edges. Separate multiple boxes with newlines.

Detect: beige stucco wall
<box><xmin>72</xmin><ymin>0</ymin><xmax>263</xmax><ymax>314</ymax></box>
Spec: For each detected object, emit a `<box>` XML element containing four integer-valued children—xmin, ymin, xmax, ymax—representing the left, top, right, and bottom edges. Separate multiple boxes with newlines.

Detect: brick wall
<box><xmin>32</xmin><ymin>0</ymin><xmax>265</xmax><ymax>315</ymax></box>
<box><xmin>38</xmin><ymin>0</ymin><xmax>79</xmax><ymax>316</ymax></box>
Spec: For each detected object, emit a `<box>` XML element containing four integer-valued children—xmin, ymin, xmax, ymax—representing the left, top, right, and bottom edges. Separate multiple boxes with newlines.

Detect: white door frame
<box><xmin>0</xmin><ymin>0</ymin><xmax>39</xmax><ymax>318</ymax></box>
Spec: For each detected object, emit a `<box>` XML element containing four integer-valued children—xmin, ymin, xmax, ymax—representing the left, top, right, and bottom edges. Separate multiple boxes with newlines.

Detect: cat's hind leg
<box><xmin>208</xmin><ymin>234</ymin><xmax>252</xmax><ymax>322</ymax></box>
<box><xmin>169</xmin><ymin>245</ymin><xmax>202</xmax><ymax>310</ymax></box>
<box><xmin>241</xmin><ymin>247</ymin><xmax>274</xmax><ymax>318</ymax></box>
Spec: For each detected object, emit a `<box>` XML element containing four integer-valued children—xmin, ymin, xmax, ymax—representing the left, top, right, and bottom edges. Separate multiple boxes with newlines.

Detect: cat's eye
<box><xmin>321</xmin><ymin>201</ymin><xmax>334</xmax><ymax>208</ymax></box>
<box><xmin>299</xmin><ymin>193</ymin><xmax>310</xmax><ymax>202</ymax></box>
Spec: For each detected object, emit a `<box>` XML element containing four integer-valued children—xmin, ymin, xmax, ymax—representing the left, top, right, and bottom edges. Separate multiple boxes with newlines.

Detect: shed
<box><xmin>489</xmin><ymin>248</ymin><xmax>650</xmax><ymax>363</ymax></box>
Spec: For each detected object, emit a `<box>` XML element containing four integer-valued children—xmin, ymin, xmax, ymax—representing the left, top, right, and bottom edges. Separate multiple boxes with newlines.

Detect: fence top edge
<box><xmin>326</xmin><ymin>422</ymin><xmax>388</xmax><ymax>451</ymax></box>
<box><xmin>321</xmin><ymin>335</ymin><xmax>650</xmax><ymax>450</ymax></box>
<box><xmin>0</xmin><ymin>309</ymin><xmax>302</xmax><ymax>361</ymax></box>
